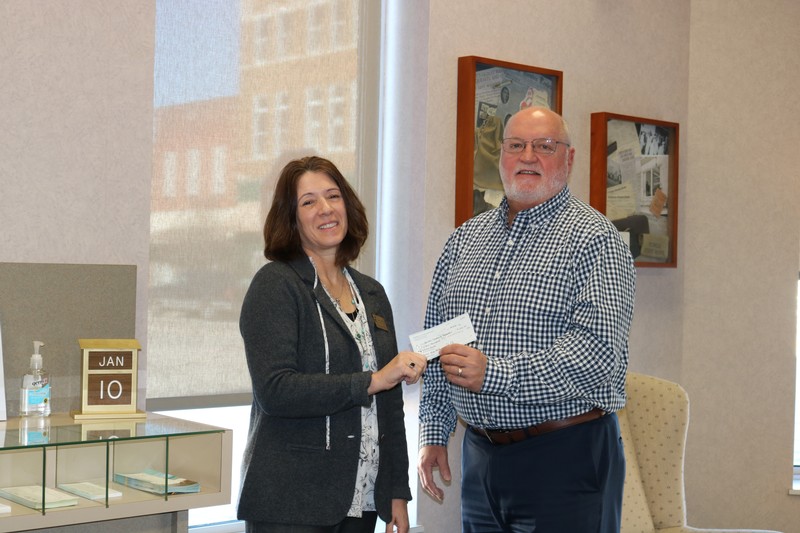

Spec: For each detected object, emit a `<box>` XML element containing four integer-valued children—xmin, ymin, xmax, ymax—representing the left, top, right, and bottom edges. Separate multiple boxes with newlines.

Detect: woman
<box><xmin>238</xmin><ymin>156</ymin><xmax>427</xmax><ymax>533</ymax></box>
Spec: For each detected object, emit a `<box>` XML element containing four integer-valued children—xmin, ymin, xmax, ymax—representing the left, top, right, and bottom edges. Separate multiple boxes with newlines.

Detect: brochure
<box><xmin>0</xmin><ymin>485</ymin><xmax>78</xmax><ymax>510</ymax></box>
<box><xmin>57</xmin><ymin>481</ymin><xmax>122</xmax><ymax>501</ymax></box>
<box><xmin>113</xmin><ymin>469</ymin><xmax>199</xmax><ymax>495</ymax></box>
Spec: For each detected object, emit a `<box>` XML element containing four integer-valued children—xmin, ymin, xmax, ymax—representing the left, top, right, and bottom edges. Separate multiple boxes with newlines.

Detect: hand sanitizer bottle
<box><xmin>19</xmin><ymin>413</ymin><xmax>50</xmax><ymax>445</ymax></box>
<box><xmin>20</xmin><ymin>341</ymin><xmax>51</xmax><ymax>416</ymax></box>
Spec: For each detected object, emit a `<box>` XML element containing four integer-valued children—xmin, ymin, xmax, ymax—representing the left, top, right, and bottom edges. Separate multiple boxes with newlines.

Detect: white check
<box><xmin>409</xmin><ymin>313</ymin><xmax>477</xmax><ymax>360</ymax></box>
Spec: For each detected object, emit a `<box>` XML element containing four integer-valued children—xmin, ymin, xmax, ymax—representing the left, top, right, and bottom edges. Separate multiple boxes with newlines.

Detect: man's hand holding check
<box><xmin>409</xmin><ymin>313</ymin><xmax>487</xmax><ymax>393</ymax></box>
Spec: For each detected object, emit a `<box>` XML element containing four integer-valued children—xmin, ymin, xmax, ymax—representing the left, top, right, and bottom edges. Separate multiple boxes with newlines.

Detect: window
<box><xmin>163</xmin><ymin>151</ymin><xmax>177</xmax><ymax>198</ymax></box>
<box><xmin>307</xmin><ymin>3</ymin><xmax>329</xmax><ymax>54</ymax></box>
<box><xmin>251</xmin><ymin>95</ymin><xmax>270</xmax><ymax>159</ymax></box>
<box><xmin>304</xmin><ymin>86</ymin><xmax>325</xmax><ymax>150</ymax></box>
<box><xmin>187</xmin><ymin>148</ymin><xmax>201</xmax><ymax>196</ymax></box>
<box><xmin>150</xmin><ymin>1</ymin><xmax>392</xmax><ymax>530</ymax></box>
<box><xmin>273</xmin><ymin>91</ymin><xmax>290</xmax><ymax>155</ymax></box>
<box><xmin>151</xmin><ymin>0</ymin><xmax>362</xmax><ymax>400</ymax></box>
<box><xmin>327</xmin><ymin>83</ymin><xmax>348</xmax><ymax>152</ymax></box>
<box><xmin>253</xmin><ymin>17</ymin><xmax>271</xmax><ymax>64</ymax></box>
<box><xmin>332</xmin><ymin>0</ymin><xmax>357</xmax><ymax>50</ymax></box>
<box><xmin>212</xmin><ymin>146</ymin><xmax>227</xmax><ymax>195</ymax></box>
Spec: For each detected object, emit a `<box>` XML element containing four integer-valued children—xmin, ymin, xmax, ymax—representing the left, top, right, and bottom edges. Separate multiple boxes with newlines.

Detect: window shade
<box><xmin>148</xmin><ymin>0</ymin><xmax>362</xmax><ymax>400</ymax></box>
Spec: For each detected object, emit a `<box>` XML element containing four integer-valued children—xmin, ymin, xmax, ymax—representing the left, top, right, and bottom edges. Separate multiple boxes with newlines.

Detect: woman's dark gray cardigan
<box><xmin>237</xmin><ymin>256</ymin><xmax>412</xmax><ymax>526</ymax></box>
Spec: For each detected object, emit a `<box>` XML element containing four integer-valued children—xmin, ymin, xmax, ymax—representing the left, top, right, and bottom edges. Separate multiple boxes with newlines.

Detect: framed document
<box><xmin>590</xmin><ymin>112</ymin><xmax>679</xmax><ymax>267</ymax></box>
<box><xmin>455</xmin><ymin>56</ymin><xmax>563</xmax><ymax>226</ymax></box>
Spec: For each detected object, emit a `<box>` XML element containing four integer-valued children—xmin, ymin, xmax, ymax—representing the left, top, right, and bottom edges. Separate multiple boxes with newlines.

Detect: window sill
<box><xmin>789</xmin><ymin>473</ymin><xmax>800</xmax><ymax>495</ymax></box>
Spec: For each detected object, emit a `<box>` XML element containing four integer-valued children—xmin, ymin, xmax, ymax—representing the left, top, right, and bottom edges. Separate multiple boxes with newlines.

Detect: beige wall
<box><xmin>682</xmin><ymin>0</ymin><xmax>800</xmax><ymax>527</ymax></box>
<box><xmin>0</xmin><ymin>2</ymin><xmax>155</xmax><ymax>407</ymax></box>
<box><xmin>1</xmin><ymin>0</ymin><xmax>799</xmax><ymax>531</ymax></box>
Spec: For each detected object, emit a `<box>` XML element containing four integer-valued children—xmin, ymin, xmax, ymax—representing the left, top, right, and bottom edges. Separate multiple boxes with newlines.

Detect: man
<box><xmin>418</xmin><ymin>107</ymin><xmax>636</xmax><ymax>532</ymax></box>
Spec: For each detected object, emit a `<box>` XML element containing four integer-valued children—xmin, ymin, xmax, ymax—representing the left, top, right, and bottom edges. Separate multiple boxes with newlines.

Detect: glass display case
<box><xmin>0</xmin><ymin>413</ymin><xmax>232</xmax><ymax>532</ymax></box>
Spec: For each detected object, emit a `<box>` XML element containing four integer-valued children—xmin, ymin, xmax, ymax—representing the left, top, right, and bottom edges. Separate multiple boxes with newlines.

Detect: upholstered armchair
<box><xmin>619</xmin><ymin>372</ymin><xmax>781</xmax><ymax>533</ymax></box>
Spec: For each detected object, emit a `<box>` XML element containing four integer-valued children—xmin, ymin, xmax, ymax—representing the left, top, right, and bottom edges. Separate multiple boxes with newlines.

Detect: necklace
<box><xmin>324</xmin><ymin>273</ymin><xmax>354</xmax><ymax>308</ymax></box>
<box><xmin>332</xmin><ymin>279</ymin><xmax>348</xmax><ymax>306</ymax></box>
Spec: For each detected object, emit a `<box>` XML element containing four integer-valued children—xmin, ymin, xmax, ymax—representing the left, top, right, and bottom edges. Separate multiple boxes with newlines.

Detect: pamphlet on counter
<box><xmin>0</xmin><ymin>485</ymin><xmax>78</xmax><ymax>510</ymax></box>
<box><xmin>113</xmin><ymin>469</ymin><xmax>199</xmax><ymax>495</ymax></box>
<box><xmin>58</xmin><ymin>481</ymin><xmax>122</xmax><ymax>501</ymax></box>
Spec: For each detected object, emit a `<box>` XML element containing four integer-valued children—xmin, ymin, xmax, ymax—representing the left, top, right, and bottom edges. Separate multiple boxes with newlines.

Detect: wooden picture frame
<box><xmin>590</xmin><ymin>112</ymin><xmax>679</xmax><ymax>267</ymax></box>
<box><xmin>455</xmin><ymin>56</ymin><xmax>563</xmax><ymax>226</ymax></box>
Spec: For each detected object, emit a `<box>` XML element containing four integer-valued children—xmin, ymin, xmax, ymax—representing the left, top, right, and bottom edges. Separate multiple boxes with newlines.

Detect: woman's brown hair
<box><xmin>263</xmin><ymin>156</ymin><xmax>368</xmax><ymax>267</ymax></box>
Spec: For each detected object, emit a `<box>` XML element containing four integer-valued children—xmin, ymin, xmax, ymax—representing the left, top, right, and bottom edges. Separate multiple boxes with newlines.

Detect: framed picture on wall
<box><xmin>590</xmin><ymin>112</ymin><xmax>679</xmax><ymax>267</ymax></box>
<box><xmin>455</xmin><ymin>56</ymin><xmax>563</xmax><ymax>226</ymax></box>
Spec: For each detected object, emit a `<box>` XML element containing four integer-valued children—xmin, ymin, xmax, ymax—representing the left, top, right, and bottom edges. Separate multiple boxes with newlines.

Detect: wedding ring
<box><xmin>457</xmin><ymin>367</ymin><xmax>463</xmax><ymax>377</ymax></box>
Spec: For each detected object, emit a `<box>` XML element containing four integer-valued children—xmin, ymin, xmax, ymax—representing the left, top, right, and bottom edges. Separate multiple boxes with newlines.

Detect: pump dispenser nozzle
<box><xmin>31</xmin><ymin>341</ymin><xmax>44</xmax><ymax>369</ymax></box>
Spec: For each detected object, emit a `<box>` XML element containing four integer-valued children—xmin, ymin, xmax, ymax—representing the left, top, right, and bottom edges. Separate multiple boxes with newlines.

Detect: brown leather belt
<box><xmin>470</xmin><ymin>408</ymin><xmax>606</xmax><ymax>445</ymax></box>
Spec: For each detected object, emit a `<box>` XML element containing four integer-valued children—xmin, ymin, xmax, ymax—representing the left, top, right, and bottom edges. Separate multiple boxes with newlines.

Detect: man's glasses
<box><xmin>501</xmin><ymin>138</ymin><xmax>570</xmax><ymax>155</ymax></box>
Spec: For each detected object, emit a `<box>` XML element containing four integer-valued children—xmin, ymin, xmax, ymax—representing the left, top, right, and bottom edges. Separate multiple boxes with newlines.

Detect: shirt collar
<box><xmin>499</xmin><ymin>186</ymin><xmax>571</xmax><ymax>227</ymax></box>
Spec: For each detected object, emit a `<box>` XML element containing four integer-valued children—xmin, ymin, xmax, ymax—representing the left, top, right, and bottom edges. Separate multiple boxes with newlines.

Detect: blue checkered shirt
<box><xmin>419</xmin><ymin>187</ymin><xmax>636</xmax><ymax>447</ymax></box>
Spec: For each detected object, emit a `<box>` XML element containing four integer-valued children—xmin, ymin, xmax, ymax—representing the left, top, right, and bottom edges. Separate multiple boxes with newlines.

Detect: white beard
<box><xmin>503</xmin><ymin>163</ymin><xmax>570</xmax><ymax>209</ymax></box>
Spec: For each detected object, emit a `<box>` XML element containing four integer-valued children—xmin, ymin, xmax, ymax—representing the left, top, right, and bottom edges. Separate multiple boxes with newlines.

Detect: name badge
<box><xmin>372</xmin><ymin>314</ymin><xmax>389</xmax><ymax>331</ymax></box>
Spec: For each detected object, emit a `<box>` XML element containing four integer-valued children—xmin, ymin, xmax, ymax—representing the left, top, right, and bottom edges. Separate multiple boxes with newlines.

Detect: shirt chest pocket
<box><xmin>523</xmin><ymin>241</ymin><xmax>571</xmax><ymax>277</ymax></box>
<box><xmin>517</xmin><ymin>245</ymin><xmax>573</xmax><ymax>317</ymax></box>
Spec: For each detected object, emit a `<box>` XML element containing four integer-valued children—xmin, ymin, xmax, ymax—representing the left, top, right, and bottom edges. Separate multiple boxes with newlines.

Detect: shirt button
<box><xmin>494</xmin><ymin>272</ymin><xmax>501</xmax><ymax>279</ymax></box>
<box><xmin>485</xmin><ymin>307</ymin><xmax>491</xmax><ymax>314</ymax></box>
<box><xmin>507</xmin><ymin>238</ymin><xmax>514</xmax><ymax>246</ymax></box>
